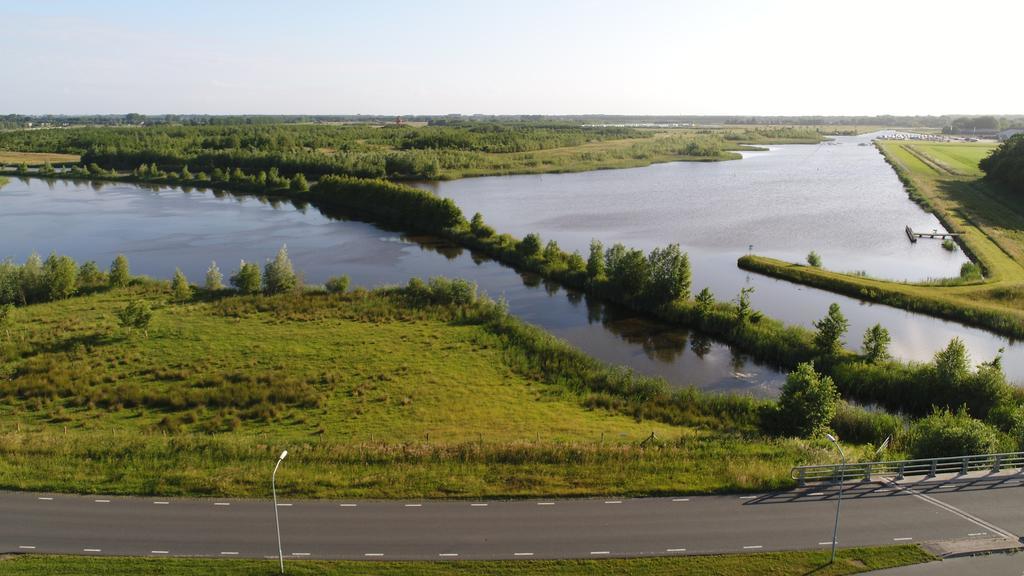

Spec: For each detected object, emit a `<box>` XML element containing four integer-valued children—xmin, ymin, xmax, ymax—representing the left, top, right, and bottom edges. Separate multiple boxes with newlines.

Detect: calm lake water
<box><xmin>0</xmin><ymin>177</ymin><xmax>782</xmax><ymax>397</ymax></box>
<box><xmin>417</xmin><ymin>132</ymin><xmax>1023</xmax><ymax>384</ymax></box>
<box><xmin>2</xmin><ymin>131</ymin><xmax>1020</xmax><ymax>392</ymax></box>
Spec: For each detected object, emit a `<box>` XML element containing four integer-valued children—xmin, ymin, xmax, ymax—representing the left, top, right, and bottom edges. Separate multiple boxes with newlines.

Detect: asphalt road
<box><xmin>2</xmin><ymin>473</ymin><xmax>1022</xmax><ymax>561</ymax></box>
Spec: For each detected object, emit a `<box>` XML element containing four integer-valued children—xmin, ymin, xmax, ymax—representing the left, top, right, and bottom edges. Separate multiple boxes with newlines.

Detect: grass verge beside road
<box><xmin>0</xmin><ymin>546</ymin><xmax>935</xmax><ymax>575</ymax></box>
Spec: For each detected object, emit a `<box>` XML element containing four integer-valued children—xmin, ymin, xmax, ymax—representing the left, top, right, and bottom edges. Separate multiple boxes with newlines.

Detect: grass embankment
<box><xmin>0</xmin><ymin>285</ymin><xmax>831</xmax><ymax>499</ymax></box>
<box><xmin>0</xmin><ymin>546</ymin><xmax>935</xmax><ymax>576</ymax></box>
<box><xmin>739</xmin><ymin>140</ymin><xmax>1024</xmax><ymax>339</ymax></box>
<box><xmin>0</xmin><ymin>151</ymin><xmax>79</xmax><ymax>165</ymax></box>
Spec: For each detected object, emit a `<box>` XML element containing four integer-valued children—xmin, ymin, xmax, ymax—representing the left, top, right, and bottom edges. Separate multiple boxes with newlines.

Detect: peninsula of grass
<box><xmin>740</xmin><ymin>139</ymin><xmax>1024</xmax><ymax>339</ymax></box>
<box><xmin>0</xmin><ymin>150</ymin><xmax>79</xmax><ymax>166</ymax></box>
<box><xmin>0</xmin><ymin>546</ymin><xmax>935</xmax><ymax>576</ymax></box>
<box><xmin>0</xmin><ymin>281</ymin><xmax>844</xmax><ymax>500</ymax></box>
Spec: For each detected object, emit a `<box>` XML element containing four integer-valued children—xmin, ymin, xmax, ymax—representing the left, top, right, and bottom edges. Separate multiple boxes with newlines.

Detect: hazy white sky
<box><xmin>2</xmin><ymin>0</ymin><xmax>1020</xmax><ymax>115</ymax></box>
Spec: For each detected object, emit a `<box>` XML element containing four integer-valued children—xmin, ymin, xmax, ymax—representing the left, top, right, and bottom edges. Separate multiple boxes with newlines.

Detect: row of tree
<box><xmin>980</xmin><ymin>134</ymin><xmax>1024</xmax><ymax>196</ymax></box>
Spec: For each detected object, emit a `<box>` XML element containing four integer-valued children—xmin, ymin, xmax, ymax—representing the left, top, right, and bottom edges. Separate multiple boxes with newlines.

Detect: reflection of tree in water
<box><xmin>400</xmin><ymin>235</ymin><xmax>464</xmax><ymax>261</ymax></box>
<box><xmin>520</xmin><ymin>272</ymin><xmax>542</xmax><ymax>288</ymax></box>
<box><xmin>582</xmin><ymin>293</ymin><xmax>690</xmax><ymax>364</ymax></box>
<box><xmin>565</xmin><ymin>288</ymin><xmax>584</xmax><ymax>306</ymax></box>
<box><xmin>543</xmin><ymin>277</ymin><xmax>560</xmax><ymax>297</ymax></box>
<box><xmin>690</xmin><ymin>333</ymin><xmax>712</xmax><ymax>358</ymax></box>
<box><xmin>730</xmin><ymin>347</ymin><xmax>748</xmax><ymax>372</ymax></box>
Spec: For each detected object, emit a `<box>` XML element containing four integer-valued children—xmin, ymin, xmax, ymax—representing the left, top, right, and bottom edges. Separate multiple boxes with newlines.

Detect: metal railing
<box><xmin>792</xmin><ymin>451</ymin><xmax>1024</xmax><ymax>485</ymax></box>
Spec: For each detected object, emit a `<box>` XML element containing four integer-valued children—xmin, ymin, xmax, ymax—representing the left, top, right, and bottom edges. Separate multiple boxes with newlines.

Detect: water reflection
<box><xmin>0</xmin><ymin>177</ymin><xmax>784</xmax><ymax>397</ymax></box>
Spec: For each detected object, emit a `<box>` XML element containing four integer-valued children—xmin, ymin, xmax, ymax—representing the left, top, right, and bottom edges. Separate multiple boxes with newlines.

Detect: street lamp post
<box><xmin>273</xmin><ymin>449</ymin><xmax>288</xmax><ymax>574</ymax></box>
<box><xmin>825</xmin><ymin>434</ymin><xmax>846</xmax><ymax>564</ymax></box>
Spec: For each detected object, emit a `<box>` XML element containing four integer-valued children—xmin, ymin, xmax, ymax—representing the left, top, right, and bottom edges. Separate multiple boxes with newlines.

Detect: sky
<box><xmin>1</xmin><ymin>0</ymin><xmax>1020</xmax><ymax>116</ymax></box>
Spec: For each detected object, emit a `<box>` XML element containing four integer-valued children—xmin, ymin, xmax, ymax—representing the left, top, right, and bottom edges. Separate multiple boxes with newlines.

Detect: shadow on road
<box><xmin>745</xmin><ymin>473</ymin><xmax>1024</xmax><ymax>506</ymax></box>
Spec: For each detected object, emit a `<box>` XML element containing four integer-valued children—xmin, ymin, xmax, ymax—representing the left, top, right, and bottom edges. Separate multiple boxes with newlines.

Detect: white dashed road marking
<box><xmin>893</xmin><ymin>537</ymin><xmax>913</xmax><ymax>541</ymax></box>
<box><xmin>94</xmin><ymin>499</ymin><xmax>110</xmax><ymax>503</ymax></box>
<box><xmin>604</xmin><ymin>500</ymin><xmax>622</xmax><ymax>504</ymax></box>
<box><xmin>439</xmin><ymin>553</ymin><xmax>459</xmax><ymax>557</ymax></box>
<box><xmin>276</xmin><ymin>503</ymin><xmax>292</xmax><ymax>507</ymax></box>
<box><xmin>37</xmin><ymin>497</ymin><xmax>53</xmax><ymax>501</ymax></box>
<box><xmin>405</xmin><ymin>504</ymin><xmax>422</xmax><ymax>508</ymax></box>
<box><xmin>18</xmin><ymin>546</ymin><xmax>36</xmax><ymax>550</ymax></box>
<box><xmin>214</xmin><ymin>502</ymin><xmax>230</xmax><ymax>506</ymax></box>
<box><xmin>537</xmin><ymin>502</ymin><xmax>555</xmax><ymax>506</ymax></box>
<box><xmin>470</xmin><ymin>503</ymin><xmax>488</xmax><ymax>507</ymax></box>
<box><xmin>809</xmin><ymin>493</ymin><xmax>825</xmax><ymax>497</ymax></box>
<box><xmin>672</xmin><ymin>498</ymin><xmax>690</xmax><ymax>502</ymax></box>
<box><xmin>292</xmin><ymin>552</ymin><xmax>310</xmax><ymax>556</ymax></box>
<box><xmin>221</xmin><ymin>551</ymin><xmax>239</xmax><ymax>555</ymax></box>
<box><xmin>514</xmin><ymin>552</ymin><xmax>534</xmax><ymax>556</ymax></box>
<box><xmin>151</xmin><ymin>551</ymin><xmax>169</xmax><ymax>554</ymax></box>
<box><xmin>364</xmin><ymin>553</ymin><xmax>384</xmax><ymax>557</ymax></box>
<box><xmin>153</xmin><ymin>501</ymin><xmax>169</xmax><ymax>505</ymax></box>
<box><xmin>339</xmin><ymin>504</ymin><xmax>358</xmax><ymax>507</ymax></box>
<box><xmin>743</xmin><ymin>545</ymin><xmax>763</xmax><ymax>549</ymax></box>
<box><xmin>666</xmin><ymin>548</ymin><xmax>687</xmax><ymax>552</ymax></box>
<box><xmin>590</xmin><ymin>551</ymin><xmax>610</xmax><ymax>555</ymax></box>
<box><xmin>83</xmin><ymin>548</ymin><xmax>102</xmax><ymax>552</ymax></box>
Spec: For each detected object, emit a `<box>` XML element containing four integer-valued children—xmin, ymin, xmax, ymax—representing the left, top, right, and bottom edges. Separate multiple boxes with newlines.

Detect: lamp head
<box><xmin>825</xmin><ymin>433</ymin><xmax>837</xmax><ymax>443</ymax></box>
<box><xmin>279</xmin><ymin>450</ymin><xmax>288</xmax><ymax>460</ymax></box>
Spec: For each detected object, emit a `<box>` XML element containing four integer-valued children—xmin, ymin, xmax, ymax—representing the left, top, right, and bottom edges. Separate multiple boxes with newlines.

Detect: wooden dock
<box><xmin>906</xmin><ymin>225</ymin><xmax>961</xmax><ymax>243</ymax></box>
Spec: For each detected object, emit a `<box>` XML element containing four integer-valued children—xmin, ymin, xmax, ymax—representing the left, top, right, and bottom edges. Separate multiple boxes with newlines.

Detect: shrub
<box><xmin>862</xmin><ymin>324</ymin><xmax>891</xmax><ymax>363</ymax></box>
<box><xmin>960</xmin><ymin>261</ymin><xmax>982</xmax><ymax>281</ymax></box>
<box><xmin>78</xmin><ymin>261</ymin><xmax>107</xmax><ymax>287</ymax></box>
<box><xmin>117</xmin><ymin>300</ymin><xmax>154</xmax><ymax>337</ymax></box>
<box><xmin>205</xmin><ymin>261</ymin><xmax>224</xmax><ymax>291</ymax></box>
<box><xmin>230</xmin><ymin>260</ymin><xmax>261</xmax><ymax>295</ymax></box>
<box><xmin>263</xmin><ymin>245</ymin><xmax>298</xmax><ymax>295</ymax></box>
<box><xmin>171</xmin><ymin>268</ymin><xmax>192</xmax><ymax>302</ymax></box>
<box><xmin>43</xmin><ymin>253</ymin><xmax>78</xmax><ymax>300</ymax></box>
<box><xmin>469</xmin><ymin>213</ymin><xmax>494</xmax><ymax>238</ymax></box>
<box><xmin>807</xmin><ymin>251</ymin><xmax>822</xmax><ymax>267</ymax></box>
<box><xmin>813</xmin><ymin>303</ymin><xmax>848</xmax><ymax>357</ymax></box>
<box><xmin>109</xmin><ymin>254</ymin><xmax>131</xmax><ymax>288</ymax></box>
<box><xmin>517</xmin><ymin>233</ymin><xmax>542</xmax><ymax>259</ymax></box>
<box><xmin>908</xmin><ymin>407</ymin><xmax>1005</xmax><ymax>458</ymax></box>
<box><xmin>325</xmin><ymin>275</ymin><xmax>350</xmax><ymax>294</ymax></box>
<box><xmin>776</xmin><ymin>362</ymin><xmax>839</xmax><ymax>438</ymax></box>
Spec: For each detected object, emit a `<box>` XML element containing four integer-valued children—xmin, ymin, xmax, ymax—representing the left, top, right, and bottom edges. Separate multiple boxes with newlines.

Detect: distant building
<box><xmin>997</xmin><ymin>128</ymin><xmax>1024</xmax><ymax>141</ymax></box>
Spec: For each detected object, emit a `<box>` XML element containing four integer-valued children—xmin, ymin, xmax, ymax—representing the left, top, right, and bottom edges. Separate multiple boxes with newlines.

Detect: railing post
<box><xmin>961</xmin><ymin>457</ymin><xmax>969</xmax><ymax>475</ymax></box>
<box><xmin>864</xmin><ymin>463</ymin><xmax>872</xmax><ymax>482</ymax></box>
<box><xmin>929</xmin><ymin>459</ymin><xmax>937</xmax><ymax>478</ymax></box>
<box><xmin>993</xmin><ymin>455</ymin><xmax>1002</xmax><ymax>473</ymax></box>
<box><xmin>798</xmin><ymin>468</ymin><xmax>806</xmax><ymax>486</ymax></box>
<box><xmin>897</xmin><ymin>462</ymin><xmax>905</xmax><ymax>480</ymax></box>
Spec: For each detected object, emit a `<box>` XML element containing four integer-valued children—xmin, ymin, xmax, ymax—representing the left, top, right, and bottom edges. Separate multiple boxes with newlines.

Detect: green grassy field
<box><xmin>0</xmin><ymin>546</ymin><xmax>935</xmax><ymax>576</ymax></box>
<box><xmin>0</xmin><ymin>285</ymin><xmax>836</xmax><ymax>499</ymax></box>
<box><xmin>0</xmin><ymin>151</ymin><xmax>79</xmax><ymax>166</ymax></box>
<box><xmin>740</xmin><ymin>140</ymin><xmax>1024</xmax><ymax>339</ymax></box>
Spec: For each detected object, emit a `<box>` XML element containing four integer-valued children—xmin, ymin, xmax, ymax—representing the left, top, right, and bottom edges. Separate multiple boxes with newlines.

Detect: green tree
<box><xmin>862</xmin><ymin>324</ymin><xmax>891</xmax><ymax>363</ymax></box>
<box><xmin>813</xmin><ymin>303</ymin><xmax>848</xmax><ymax>356</ymax></box>
<box><xmin>17</xmin><ymin>162</ymin><xmax>29</xmax><ymax>174</ymax></box>
<box><xmin>205</xmin><ymin>261</ymin><xmax>224</xmax><ymax>291</ymax></box>
<box><xmin>39</xmin><ymin>161</ymin><xmax>55</xmax><ymax>175</ymax></box>
<box><xmin>807</xmin><ymin>251</ymin><xmax>822</xmax><ymax>267</ymax></box>
<box><xmin>19</xmin><ymin>252</ymin><xmax>45</xmax><ymax>303</ymax></box>
<box><xmin>934</xmin><ymin>337</ymin><xmax>970</xmax><ymax>386</ymax></box>
<box><xmin>586</xmin><ymin>239</ymin><xmax>605</xmax><ymax>279</ymax></box>
<box><xmin>469</xmin><ymin>212</ymin><xmax>494</xmax><ymax>238</ymax></box>
<box><xmin>646</xmin><ymin>244</ymin><xmax>690</xmax><ymax>303</ymax></box>
<box><xmin>117</xmin><ymin>299</ymin><xmax>153</xmax><ymax>338</ymax></box>
<box><xmin>263</xmin><ymin>245</ymin><xmax>298</xmax><ymax>294</ymax></box>
<box><xmin>566</xmin><ymin>252</ymin><xmax>586</xmax><ymax>273</ymax></box>
<box><xmin>517</xmin><ymin>233</ymin><xmax>542</xmax><ymax>259</ymax></box>
<box><xmin>109</xmin><ymin>254</ymin><xmax>131</xmax><ymax>288</ymax></box>
<box><xmin>734</xmin><ymin>286</ymin><xmax>755</xmax><ymax>323</ymax></box>
<box><xmin>43</xmin><ymin>252</ymin><xmax>78</xmax><ymax>300</ymax></box>
<box><xmin>171</xmin><ymin>268</ymin><xmax>192</xmax><ymax>302</ymax></box>
<box><xmin>695</xmin><ymin>287</ymin><xmax>715</xmax><ymax>319</ymax></box>
<box><xmin>289</xmin><ymin>173</ymin><xmax>309</xmax><ymax>192</ymax></box>
<box><xmin>181</xmin><ymin>164</ymin><xmax>193</xmax><ymax>180</ymax></box>
<box><xmin>777</xmin><ymin>362</ymin><xmax>839</xmax><ymax>438</ymax></box>
<box><xmin>325</xmin><ymin>275</ymin><xmax>350</xmax><ymax>293</ymax></box>
<box><xmin>78</xmin><ymin>261</ymin><xmax>106</xmax><ymax>287</ymax></box>
<box><xmin>542</xmin><ymin>240</ymin><xmax>561</xmax><ymax>263</ymax></box>
<box><xmin>230</xmin><ymin>260</ymin><xmax>262</xmax><ymax>295</ymax></box>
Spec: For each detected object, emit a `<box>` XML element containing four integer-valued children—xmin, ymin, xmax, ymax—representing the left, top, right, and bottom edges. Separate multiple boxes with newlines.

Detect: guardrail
<box><xmin>792</xmin><ymin>451</ymin><xmax>1024</xmax><ymax>485</ymax></box>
